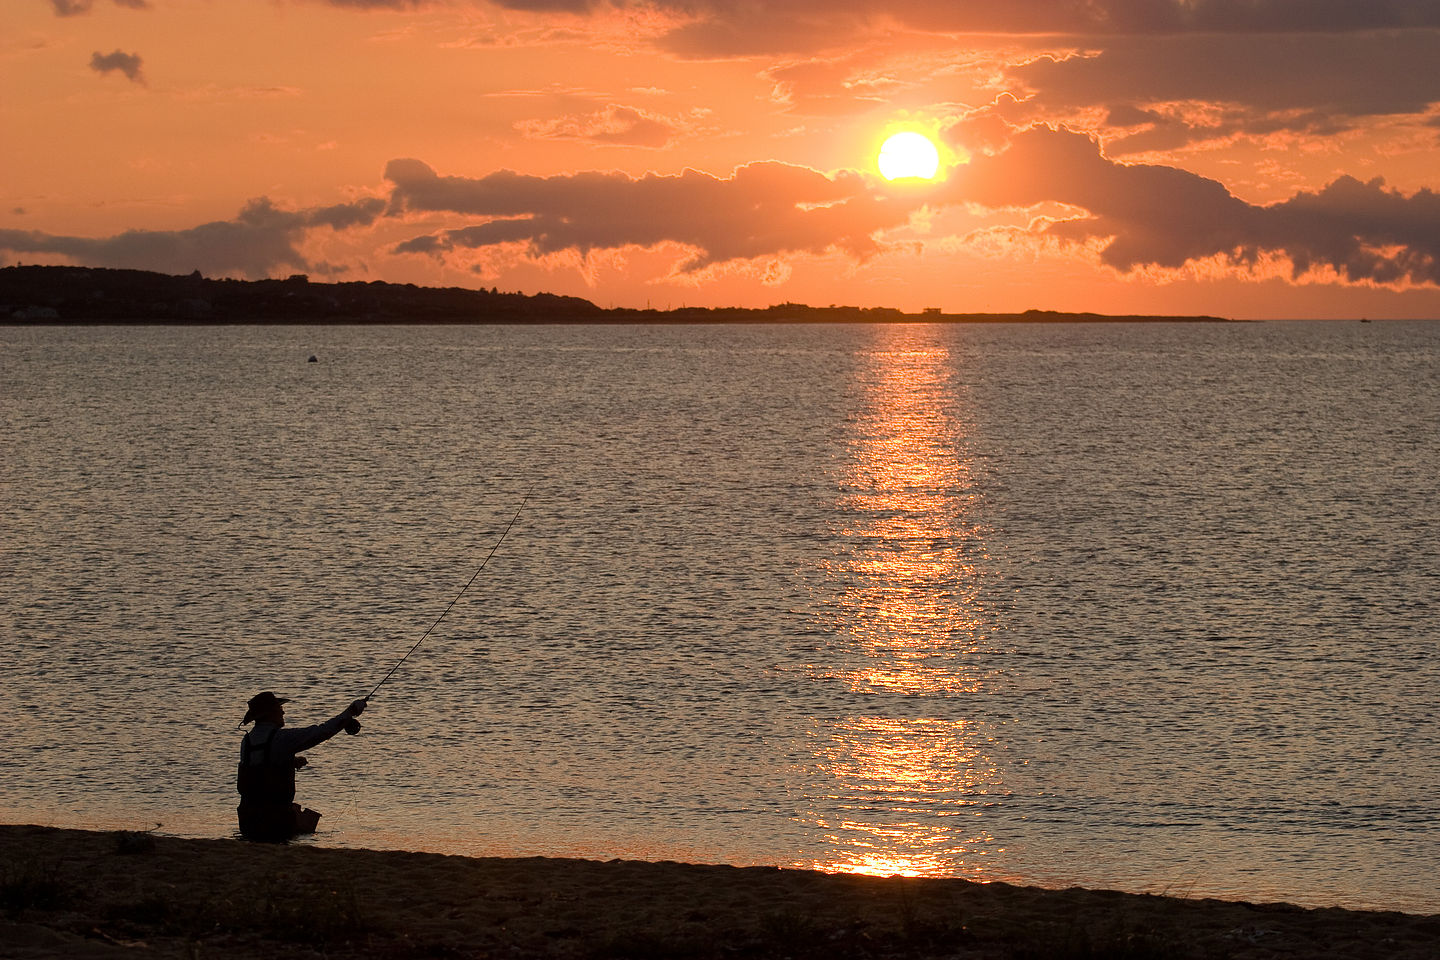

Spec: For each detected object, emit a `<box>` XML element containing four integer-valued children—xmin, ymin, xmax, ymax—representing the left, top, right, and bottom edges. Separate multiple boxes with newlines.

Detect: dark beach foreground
<box><xmin>2</xmin><ymin>825</ymin><xmax>1435</xmax><ymax>959</ymax></box>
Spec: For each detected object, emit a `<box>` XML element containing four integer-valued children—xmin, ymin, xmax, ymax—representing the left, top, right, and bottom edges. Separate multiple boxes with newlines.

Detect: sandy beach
<box><xmin>2</xmin><ymin>825</ymin><xmax>1435</xmax><ymax>959</ymax></box>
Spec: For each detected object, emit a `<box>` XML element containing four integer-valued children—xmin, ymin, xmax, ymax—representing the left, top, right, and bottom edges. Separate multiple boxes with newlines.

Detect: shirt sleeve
<box><xmin>273</xmin><ymin>711</ymin><xmax>352</xmax><ymax>757</ymax></box>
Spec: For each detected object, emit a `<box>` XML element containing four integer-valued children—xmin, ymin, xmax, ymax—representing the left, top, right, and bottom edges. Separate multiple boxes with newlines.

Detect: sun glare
<box><xmin>877</xmin><ymin>131</ymin><xmax>941</xmax><ymax>181</ymax></box>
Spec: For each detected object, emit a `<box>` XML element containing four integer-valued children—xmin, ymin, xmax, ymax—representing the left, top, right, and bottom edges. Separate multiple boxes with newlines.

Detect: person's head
<box><xmin>242</xmin><ymin>691</ymin><xmax>289</xmax><ymax>726</ymax></box>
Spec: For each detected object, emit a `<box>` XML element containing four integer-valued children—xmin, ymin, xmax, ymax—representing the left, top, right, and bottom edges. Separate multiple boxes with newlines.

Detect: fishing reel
<box><xmin>343</xmin><ymin>696</ymin><xmax>367</xmax><ymax>735</ymax></box>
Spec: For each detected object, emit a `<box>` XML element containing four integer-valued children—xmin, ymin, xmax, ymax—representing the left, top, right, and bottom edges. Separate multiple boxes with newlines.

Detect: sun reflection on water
<box><xmin>798</xmin><ymin>330</ymin><xmax>1006</xmax><ymax>879</ymax></box>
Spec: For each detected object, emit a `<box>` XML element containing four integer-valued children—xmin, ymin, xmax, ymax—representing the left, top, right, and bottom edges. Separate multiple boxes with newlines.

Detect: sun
<box><xmin>877</xmin><ymin>131</ymin><xmax>941</xmax><ymax>181</ymax></box>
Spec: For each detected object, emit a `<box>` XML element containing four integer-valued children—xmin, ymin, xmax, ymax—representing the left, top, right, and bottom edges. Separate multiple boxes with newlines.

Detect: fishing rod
<box><xmin>359</xmin><ymin>488</ymin><xmax>534</xmax><ymax>713</ymax></box>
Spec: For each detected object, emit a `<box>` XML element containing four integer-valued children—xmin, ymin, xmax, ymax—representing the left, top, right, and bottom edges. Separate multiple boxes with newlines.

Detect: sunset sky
<box><xmin>4</xmin><ymin>0</ymin><xmax>1440</xmax><ymax>318</ymax></box>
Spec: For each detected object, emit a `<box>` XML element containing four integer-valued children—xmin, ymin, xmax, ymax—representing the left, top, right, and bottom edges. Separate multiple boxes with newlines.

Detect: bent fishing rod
<box><xmin>357</xmin><ymin>488</ymin><xmax>533</xmax><ymax>716</ymax></box>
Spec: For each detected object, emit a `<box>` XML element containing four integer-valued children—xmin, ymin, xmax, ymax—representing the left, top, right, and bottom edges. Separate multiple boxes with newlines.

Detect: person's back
<box><xmin>236</xmin><ymin>691</ymin><xmax>366</xmax><ymax>841</ymax></box>
<box><xmin>237</xmin><ymin>717</ymin><xmax>302</xmax><ymax>840</ymax></box>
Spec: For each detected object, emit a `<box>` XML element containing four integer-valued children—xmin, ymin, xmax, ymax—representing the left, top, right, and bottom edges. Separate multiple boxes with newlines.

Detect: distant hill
<box><xmin>0</xmin><ymin>265</ymin><xmax>1233</xmax><ymax>324</ymax></box>
<box><xmin>0</xmin><ymin>266</ymin><xmax>602</xmax><ymax>324</ymax></box>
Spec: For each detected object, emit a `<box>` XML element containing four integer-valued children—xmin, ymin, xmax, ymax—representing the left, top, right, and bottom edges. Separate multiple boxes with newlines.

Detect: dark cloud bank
<box><xmin>954</xmin><ymin>126</ymin><xmax>1440</xmax><ymax>286</ymax></box>
<box><xmin>4</xmin><ymin>130</ymin><xmax>1437</xmax><ymax>288</ymax></box>
<box><xmin>998</xmin><ymin>30</ymin><xmax>1440</xmax><ymax>152</ymax></box>
<box><xmin>297</xmin><ymin>0</ymin><xmax>1440</xmax><ymax>34</ymax></box>
<box><xmin>290</xmin><ymin>0</ymin><xmax>1440</xmax><ymax>57</ymax></box>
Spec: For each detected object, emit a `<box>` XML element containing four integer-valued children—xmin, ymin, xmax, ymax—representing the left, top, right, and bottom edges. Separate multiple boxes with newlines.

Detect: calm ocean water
<box><xmin>2</xmin><ymin>320</ymin><xmax>1436</xmax><ymax>913</ymax></box>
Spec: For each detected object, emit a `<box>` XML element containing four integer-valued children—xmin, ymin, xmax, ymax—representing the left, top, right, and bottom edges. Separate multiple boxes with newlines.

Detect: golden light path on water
<box><xmin>798</xmin><ymin>329</ymin><xmax>1007</xmax><ymax>879</ymax></box>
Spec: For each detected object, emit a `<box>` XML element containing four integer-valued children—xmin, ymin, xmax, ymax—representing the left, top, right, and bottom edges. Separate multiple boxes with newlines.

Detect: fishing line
<box><xmin>366</xmin><ymin>487</ymin><xmax>533</xmax><ymax>701</ymax></box>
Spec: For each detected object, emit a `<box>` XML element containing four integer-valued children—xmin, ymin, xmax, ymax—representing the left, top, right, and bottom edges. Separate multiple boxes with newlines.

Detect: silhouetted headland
<box><xmin>1</xmin><ymin>265</ymin><xmax>1235</xmax><ymax>324</ymax></box>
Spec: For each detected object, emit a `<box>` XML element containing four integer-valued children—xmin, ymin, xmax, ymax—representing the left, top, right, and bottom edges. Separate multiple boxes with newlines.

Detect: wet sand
<box><xmin>2</xmin><ymin>824</ymin><xmax>1435</xmax><ymax>959</ymax></box>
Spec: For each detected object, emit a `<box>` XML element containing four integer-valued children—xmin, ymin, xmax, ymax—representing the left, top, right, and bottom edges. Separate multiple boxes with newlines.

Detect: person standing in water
<box><xmin>237</xmin><ymin>691</ymin><xmax>367</xmax><ymax>841</ymax></box>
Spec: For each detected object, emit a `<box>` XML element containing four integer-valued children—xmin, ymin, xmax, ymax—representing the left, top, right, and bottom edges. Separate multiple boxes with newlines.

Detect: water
<box><xmin>2</xmin><ymin>320</ymin><xmax>1436</xmax><ymax>914</ymax></box>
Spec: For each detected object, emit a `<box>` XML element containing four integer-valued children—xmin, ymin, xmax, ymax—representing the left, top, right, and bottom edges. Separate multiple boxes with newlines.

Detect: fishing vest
<box><xmin>236</xmin><ymin>728</ymin><xmax>295</xmax><ymax>806</ymax></box>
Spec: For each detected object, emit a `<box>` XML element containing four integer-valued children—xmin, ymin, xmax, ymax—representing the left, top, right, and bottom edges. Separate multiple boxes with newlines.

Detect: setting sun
<box><xmin>877</xmin><ymin>131</ymin><xmax>941</xmax><ymax>181</ymax></box>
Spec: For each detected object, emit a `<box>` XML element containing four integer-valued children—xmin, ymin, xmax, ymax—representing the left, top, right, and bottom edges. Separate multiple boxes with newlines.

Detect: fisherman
<box><xmin>237</xmin><ymin>691</ymin><xmax>367</xmax><ymax>842</ymax></box>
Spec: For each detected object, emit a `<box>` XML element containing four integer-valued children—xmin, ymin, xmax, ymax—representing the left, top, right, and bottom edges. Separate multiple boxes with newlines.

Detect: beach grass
<box><xmin>1</xmin><ymin>824</ymin><xmax>1435</xmax><ymax>959</ymax></box>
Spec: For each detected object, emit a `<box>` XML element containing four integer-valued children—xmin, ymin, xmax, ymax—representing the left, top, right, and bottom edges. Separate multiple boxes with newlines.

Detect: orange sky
<box><xmin>4</xmin><ymin>0</ymin><xmax>1440</xmax><ymax>318</ymax></box>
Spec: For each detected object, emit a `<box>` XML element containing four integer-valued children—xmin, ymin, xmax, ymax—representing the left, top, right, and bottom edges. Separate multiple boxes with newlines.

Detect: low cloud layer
<box><xmin>951</xmin><ymin>126</ymin><xmax>1440</xmax><ymax>285</ymax></box>
<box><xmin>0</xmin><ymin>197</ymin><xmax>384</xmax><ymax>277</ymax></box>
<box><xmin>385</xmin><ymin>158</ymin><xmax>911</xmax><ymax>270</ymax></box>
<box><xmin>89</xmin><ymin>49</ymin><xmax>145</xmax><ymax>84</ymax></box>
<box><xmin>386</xmin><ymin>133</ymin><xmax>1440</xmax><ymax>288</ymax></box>
<box><xmin>8</xmin><ymin>142</ymin><xmax>1437</xmax><ymax>290</ymax></box>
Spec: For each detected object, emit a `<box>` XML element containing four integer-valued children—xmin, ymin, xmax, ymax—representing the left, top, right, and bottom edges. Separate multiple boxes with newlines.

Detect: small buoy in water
<box><xmin>308</xmin><ymin>354</ymin><xmax>318</xmax><ymax>362</ymax></box>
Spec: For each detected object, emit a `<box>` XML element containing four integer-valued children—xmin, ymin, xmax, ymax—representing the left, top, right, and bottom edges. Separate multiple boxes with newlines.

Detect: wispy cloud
<box><xmin>516</xmin><ymin>104</ymin><xmax>680</xmax><ymax>147</ymax></box>
<box><xmin>764</xmin><ymin>53</ymin><xmax>905</xmax><ymax>116</ymax></box>
<box><xmin>53</xmin><ymin>0</ymin><xmax>148</xmax><ymax>16</ymax></box>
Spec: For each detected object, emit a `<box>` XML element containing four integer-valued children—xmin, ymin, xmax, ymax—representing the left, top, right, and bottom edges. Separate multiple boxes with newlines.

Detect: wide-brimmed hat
<box><xmin>242</xmin><ymin>691</ymin><xmax>290</xmax><ymax>724</ymax></box>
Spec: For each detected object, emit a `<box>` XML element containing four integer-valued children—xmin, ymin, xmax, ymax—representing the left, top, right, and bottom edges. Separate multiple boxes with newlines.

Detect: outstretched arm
<box><xmin>276</xmin><ymin>699</ymin><xmax>367</xmax><ymax>755</ymax></box>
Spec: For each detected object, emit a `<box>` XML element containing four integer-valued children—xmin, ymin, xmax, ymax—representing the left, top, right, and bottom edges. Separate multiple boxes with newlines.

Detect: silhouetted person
<box><xmin>237</xmin><ymin>691</ymin><xmax>366</xmax><ymax>842</ymax></box>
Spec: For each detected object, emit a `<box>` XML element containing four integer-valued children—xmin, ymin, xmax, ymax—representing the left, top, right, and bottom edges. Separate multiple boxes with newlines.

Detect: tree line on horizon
<box><xmin>0</xmin><ymin>265</ymin><xmax>1229</xmax><ymax>324</ymax></box>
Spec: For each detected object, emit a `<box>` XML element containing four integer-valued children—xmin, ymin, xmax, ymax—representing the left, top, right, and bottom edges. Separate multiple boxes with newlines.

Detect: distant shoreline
<box><xmin>2</xmin><ymin>264</ymin><xmax>1236</xmax><ymax>325</ymax></box>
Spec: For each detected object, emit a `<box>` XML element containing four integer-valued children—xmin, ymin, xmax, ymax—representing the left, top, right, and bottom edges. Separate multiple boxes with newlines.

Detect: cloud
<box><xmin>314</xmin><ymin>0</ymin><xmax>432</xmax><ymax>8</ymax></box>
<box><xmin>90</xmin><ymin>49</ymin><xmax>145</xmax><ymax>84</ymax></box>
<box><xmin>53</xmin><ymin>0</ymin><xmax>148</xmax><ymax>15</ymax></box>
<box><xmin>1012</xmin><ymin>31</ymin><xmax>1440</xmax><ymax>120</ymax></box>
<box><xmin>484</xmin><ymin>1</ymin><xmax>1440</xmax><ymax>57</ymax></box>
<box><xmin>234</xmin><ymin>0</ymin><xmax>1440</xmax><ymax>77</ymax></box>
<box><xmin>877</xmin><ymin>31</ymin><xmax>1440</xmax><ymax>158</ymax></box>
<box><xmin>13</xmin><ymin>140</ymin><xmax>1435</xmax><ymax>291</ymax></box>
<box><xmin>1098</xmin><ymin>106</ymin><xmax>1349</xmax><ymax>158</ymax></box>
<box><xmin>516</xmin><ymin>104</ymin><xmax>679</xmax><ymax>147</ymax></box>
<box><xmin>655</xmin><ymin>6</ymin><xmax>874</xmax><ymax>57</ymax></box>
<box><xmin>287</xmin><ymin>1</ymin><xmax>1440</xmax><ymax>56</ymax></box>
<box><xmin>385</xmin><ymin>158</ymin><xmax>914</xmax><ymax>271</ymax></box>
<box><xmin>901</xmin><ymin>0</ymin><xmax>1440</xmax><ymax>34</ymax></box>
<box><xmin>764</xmin><ymin>54</ymin><xmax>905</xmax><ymax>115</ymax></box>
<box><xmin>388</xmin><ymin>140</ymin><xmax>1440</xmax><ymax>287</ymax></box>
<box><xmin>309</xmin><ymin>198</ymin><xmax>389</xmax><ymax>230</ymax></box>
<box><xmin>2</xmin><ymin>34</ymin><xmax>58</xmax><ymax>59</ymax></box>
<box><xmin>950</xmin><ymin>125</ymin><xmax>1440</xmax><ymax>286</ymax></box>
<box><xmin>0</xmin><ymin>197</ymin><xmax>385</xmax><ymax>278</ymax></box>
